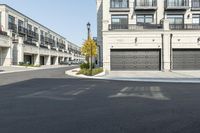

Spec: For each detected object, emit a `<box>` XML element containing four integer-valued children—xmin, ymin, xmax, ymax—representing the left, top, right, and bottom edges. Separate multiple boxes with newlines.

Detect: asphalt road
<box><xmin>0</xmin><ymin>67</ymin><xmax>200</xmax><ymax>133</ymax></box>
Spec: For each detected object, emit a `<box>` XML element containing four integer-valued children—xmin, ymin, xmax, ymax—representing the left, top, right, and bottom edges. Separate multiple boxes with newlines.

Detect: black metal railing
<box><xmin>109</xmin><ymin>23</ymin><xmax>163</xmax><ymax>30</ymax></box>
<box><xmin>8</xmin><ymin>22</ymin><xmax>17</xmax><ymax>33</ymax></box>
<box><xmin>0</xmin><ymin>31</ymin><xmax>7</xmax><ymax>36</ymax></box>
<box><xmin>110</xmin><ymin>0</ymin><xmax>129</xmax><ymax>8</ymax></box>
<box><xmin>135</xmin><ymin>0</ymin><xmax>157</xmax><ymax>7</ymax></box>
<box><xmin>166</xmin><ymin>0</ymin><xmax>189</xmax><ymax>7</ymax></box>
<box><xmin>169</xmin><ymin>24</ymin><xmax>200</xmax><ymax>30</ymax></box>
<box><xmin>24</xmin><ymin>37</ymin><xmax>37</xmax><ymax>46</ymax></box>
<box><xmin>18</xmin><ymin>26</ymin><xmax>27</xmax><ymax>35</ymax></box>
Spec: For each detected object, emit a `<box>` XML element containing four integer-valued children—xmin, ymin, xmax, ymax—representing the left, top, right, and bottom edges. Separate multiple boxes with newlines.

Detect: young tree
<box><xmin>81</xmin><ymin>37</ymin><xmax>97</xmax><ymax>63</ymax></box>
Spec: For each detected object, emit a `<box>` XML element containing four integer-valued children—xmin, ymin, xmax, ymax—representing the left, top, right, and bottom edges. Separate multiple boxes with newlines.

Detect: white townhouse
<box><xmin>0</xmin><ymin>4</ymin><xmax>84</xmax><ymax>66</ymax></box>
<box><xmin>97</xmin><ymin>0</ymin><xmax>200</xmax><ymax>72</ymax></box>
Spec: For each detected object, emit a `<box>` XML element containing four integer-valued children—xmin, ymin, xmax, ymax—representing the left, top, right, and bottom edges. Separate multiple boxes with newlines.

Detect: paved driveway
<box><xmin>0</xmin><ymin>67</ymin><xmax>200</xmax><ymax>133</ymax></box>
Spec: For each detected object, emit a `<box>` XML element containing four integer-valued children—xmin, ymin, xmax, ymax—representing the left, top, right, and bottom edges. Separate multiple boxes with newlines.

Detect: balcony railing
<box><xmin>0</xmin><ymin>31</ymin><xmax>7</xmax><ymax>36</ymax></box>
<box><xmin>169</xmin><ymin>24</ymin><xmax>200</xmax><ymax>30</ymax></box>
<box><xmin>135</xmin><ymin>0</ymin><xmax>157</xmax><ymax>10</ymax></box>
<box><xmin>109</xmin><ymin>23</ymin><xmax>163</xmax><ymax>30</ymax></box>
<box><xmin>24</xmin><ymin>37</ymin><xmax>37</xmax><ymax>46</ymax></box>
<box><xmin>165</xmin><ymin>0</ymin><xmax>189</xmax><ymax>9</ymax></box>
<box><xmin>18</xmin><ymin>26</ymin><xmax>27</xmax><ymax>35</ymax></box>
<box><xmin>8</xmin><ymin>22</ymin><xmax>17</xmax><ymax>33</ymax></box>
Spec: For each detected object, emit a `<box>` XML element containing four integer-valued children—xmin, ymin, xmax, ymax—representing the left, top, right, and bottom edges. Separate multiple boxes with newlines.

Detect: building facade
<box><xmin>0</xmin><ymin>4</ymin><xmax>84</xmax><ymax>66</ymax></box>
<box><xmin>97</xmin><ymin>0</ymin><xmax>200</xmax><ymax>72</ymax></box>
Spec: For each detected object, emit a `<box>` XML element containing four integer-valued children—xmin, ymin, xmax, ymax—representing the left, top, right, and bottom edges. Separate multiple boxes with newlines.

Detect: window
<box><xmin>192</xmin><ymin>14</ymin><xmax>200</xmax><ymax>24</ymax></box>
<box><xmin>28</xmin><ymin>24</ymin><xmax>32</xmax><ymax>30</ymax></box>
<box><xmin>34</xmin><ymin>27</ymin><xmax>38</xmax><ymax>33</ymax></box>
<box><xmin>111</xmin><ymin>0</ymin><xmax>129</xmax><ymax>8</ymax></box>
<box><xmin>8</xmin><ymin>15</ymin><xmax>15</xmax><ymax>23</ymax></box>
<box><xmin>137</xmin><ymin>15</ymin><xmax>153</xmax><ymax>24</ymax></box>
<box><xmin>18</xmin><ymin>20</ymin><xmax>23</xmax><ymax>27</ymax></box>
<box><xmin>167</xmin><ymin>0</ymin><xmax>187</xmax><ymax>6</ymax></box>
<box><xmin>167</xmin><ymin>15</ymin><xmax>183</xmax><ymax>24</ymax></box>
<box><xmin>40</xmin><ymin>30</ymin><xmax>44</xmax><ymax>35</ymax></box>
<box><xmin>192</xmin><ymin>0</ymin><xmax>200</xmax><ymax>8</ymax></box>
<box><xmin>137</xmin><ymin>0</ymin><xmax>155</xmax><ymax>6</ymax></box>
<box><xmin>111</xmin><ymin>15</ymin><xmax>128</xmax><ymax>24</ymax></box>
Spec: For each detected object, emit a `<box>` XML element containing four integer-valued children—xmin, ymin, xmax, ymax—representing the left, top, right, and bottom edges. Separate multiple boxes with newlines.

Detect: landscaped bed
<box><xmin>77</xmin><ymin>63</ymin><xmax>103</xmax><ymax>76</ymax></box>
<box><xmin>77</xmin><ymin>68</ymin><xmax>103</xmax><ymax>76</ymax></box>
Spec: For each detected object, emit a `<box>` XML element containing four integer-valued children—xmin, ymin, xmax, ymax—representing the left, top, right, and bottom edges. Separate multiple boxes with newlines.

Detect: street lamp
<box><xmin>87</xmin><ymin>22</ymin><xmax>91</xmax><ymax>39</ymax></box>
<box><xmin>87</xmin><ymin>22</ymin><xmax>92</xmax><ymax>75</ymax></box>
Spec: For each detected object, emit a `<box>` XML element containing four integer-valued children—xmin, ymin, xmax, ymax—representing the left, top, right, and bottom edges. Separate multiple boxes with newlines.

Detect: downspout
<box><xmin>170</xmin><ymin>33</ymin><xmax>173</xmax><ymax>71</ymax></box>
<box><xmin>161</xmin><ymin>34</ymin><xmax>164</xmax><ymax>71</ymax></box>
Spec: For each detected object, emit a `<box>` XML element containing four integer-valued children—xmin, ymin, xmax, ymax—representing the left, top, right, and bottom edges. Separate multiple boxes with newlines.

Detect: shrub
<box><xmin>18</xmin><ymin>62</ymin><xmax>40</xmax><ymax>67</ymax></box>
<box><xmin>77</xmin><ymin>68</ymin><xmax>103</xmax><ymax>76</ymax></box>
<box><xmin>80</xmin><ymin>63</ymin><xmax>90</xmax><ymax>69</ymax></box>
<box><xmin>19</xmin><ymin>62</ymin><xmax>25</xmax><ymax>66</ymax></box>
<box><xmin>80</xmin><ymin>63</ymin><xmax>95</xmax><ymax>69</ymax></box>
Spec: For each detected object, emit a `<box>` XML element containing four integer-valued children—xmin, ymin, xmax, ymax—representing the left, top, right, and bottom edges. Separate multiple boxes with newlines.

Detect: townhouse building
<box><xmin>0</xmin><ymin>4</ymin><xmax>84</xmax><ymax>66</ymax></box>
<box><xmin>97</xmin><ymin>0</ymin><xmax>200</xmax><ymax>72</ymax></box>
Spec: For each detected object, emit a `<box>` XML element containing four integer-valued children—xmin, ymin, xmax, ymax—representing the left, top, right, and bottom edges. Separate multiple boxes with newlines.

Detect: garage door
<box><xmin>111</xmin><ymin>49</ymin><xmax>161</xmax><ymax>71</ymax></box>
<box><xmin>173</xmin><ymin>49</ymin><xmax>200</xmax><ymax>70</ymax></box>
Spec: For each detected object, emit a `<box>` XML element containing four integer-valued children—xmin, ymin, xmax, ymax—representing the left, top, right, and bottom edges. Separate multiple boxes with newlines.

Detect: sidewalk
<box><xmin>0</xmin><ymin>65</ymin><xmax>73</xmax><ymax>74</ymax></box>
<box><xmin>66</xmin><ymin>69</ymin><xmax>200</xmax><ymax>83</ymax></box>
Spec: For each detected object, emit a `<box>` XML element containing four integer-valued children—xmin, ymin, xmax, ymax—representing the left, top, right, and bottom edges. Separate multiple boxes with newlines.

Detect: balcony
<box><xmin>8</xmin><ymin>22</ymin><xmax>17</xmax><ymax>33</ymax></box>
<box><xmin>108</xmin><ymin>23</ymin><xmax>163</xmax><ymax>31</ymax></box>
<box><xmin>24</xmin><ymin>37</ymin><xmax>37</xmax><ymax>46</ymax></box>
<box><xmin>169</xmin><ymin>24</ymin><xmax>200</xmax><ymax>30</ymax></box>
<box><xmin>45</xmin><ymin>37</ymin><xmax>50</xmax><ymax>44</ymax></box>
<box><xmin>191</xmin><ymin>1</ymin><xmax>200</xmax><ymax>10</ymax></box>
<box><xmin>165</xmin><ymin>0</ymin><xmax>189</xmax><ymax>10</ymax></box>
<box><xmin>18</xmin><ymin>26</ymin><xmax>27</xmax><ymax>35</ymax></box>
<box><xmin>135</xmin><ymin>0</ymin><xmax>157</xmax><ymax>10</ymax></box>
<box><xmin>110</xmin><ymin>0</ymin><xmax>129</xmax><ymax>12</ymax></box>
<box><xmin>0</xmin><ymin>31</ymin><xmax>7</xmax><ymax>36</ymax></box>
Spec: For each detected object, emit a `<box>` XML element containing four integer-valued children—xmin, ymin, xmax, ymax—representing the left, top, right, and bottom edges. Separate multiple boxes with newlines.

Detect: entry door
<box><xmin>40</xmin><ymin>56</ymin><xmax>45</xmax><ymax>65</ymax></box>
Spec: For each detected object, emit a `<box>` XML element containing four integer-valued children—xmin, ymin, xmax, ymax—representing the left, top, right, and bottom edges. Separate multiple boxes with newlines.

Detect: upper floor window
<box><xmin>136</xmin><ymin>0</ymin><xmax>156</xmax><ymax>6</ymax></box>
<box><xmin>192</xmin><ymin>0</ymin><xmax>200</xmax><ymax>8</ymax></box>
<box><xmin>34</xmin><ymin>27</ymin><xmax>38</xmax><ymax>33</ymax></box>
<box><xmin>8</xmin><ymin>15</ymin><xmax>15</xmax><ymax>24</ymax></box>
<box><xmin>40</xmin><ymin>30</ymin><xmax>44</xmax><ymax>35</ymax></box>
<box><xmin>137</xmin><ymin>14</ymin><xmax>153</xmax><ymax>24</ymax></box>
<box><xmin>167</xmin><ymin>14</ymin><xmax>183</xmax><ymax>24</ymax></box>
<box><xmin>111</xmin><ymin>15</ymin><xmax>128</xmax><ymax>29</ymax></box>
<box><xmin>45</xmin><ymin>32</ymin><xmax>48</xmax><ymax>37</ymax></box>
<box><xmin>111</xmin><ymin>0</ymin><xmax>129</xmax><ymax>8</ymax></box>
<box><xmin>18</xmin><ymin>20</ymin><xmax>24</xmax><ymax>27</ymax></box>
<box><xmin>167</xmin><ymin>0</ymin><xmax>188</xmax><ymax>6</ymax></box>
<box><xmin>28</xmin><ymin>24</ymin><xmax>32</xmax><ymax>30</ymax></box>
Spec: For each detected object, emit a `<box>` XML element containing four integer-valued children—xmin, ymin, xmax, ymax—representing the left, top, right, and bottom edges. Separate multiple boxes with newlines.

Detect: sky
<box><xmin>1</xmin><ymin>0</ymin><xmax>97</xmax><ymax>46</ymax></box>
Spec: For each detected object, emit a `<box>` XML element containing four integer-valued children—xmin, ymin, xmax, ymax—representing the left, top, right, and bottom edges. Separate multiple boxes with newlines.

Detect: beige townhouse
<box><xmin>97</xmin><ymin>0</ymin><xmax>200</xmax><ymax>72</ymax></box>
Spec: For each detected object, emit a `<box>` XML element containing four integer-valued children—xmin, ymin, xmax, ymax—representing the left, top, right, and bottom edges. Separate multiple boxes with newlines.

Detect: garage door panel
<box><xmin>173</xmin><ymin>49</ymin><xmax>200</xmax><ymax>70</ymax></box>
<box><xmin>111</xmin><ymin>49</ymin><xmax>161</xmax><ymax>71</ymax></box>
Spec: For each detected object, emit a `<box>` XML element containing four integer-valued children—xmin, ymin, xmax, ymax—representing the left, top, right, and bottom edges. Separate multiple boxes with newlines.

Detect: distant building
<box><xmin>0</xmin><ymin>4</ymin><xmax>84</xmax><ymax>66</ymax></box>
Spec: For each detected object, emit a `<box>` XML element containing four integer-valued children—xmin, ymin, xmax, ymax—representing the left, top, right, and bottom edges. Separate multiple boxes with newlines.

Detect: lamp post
<box><xmin>87</xmin><ymin>22</ymin><xmax>92</xmax><ymax>75</ymax></box>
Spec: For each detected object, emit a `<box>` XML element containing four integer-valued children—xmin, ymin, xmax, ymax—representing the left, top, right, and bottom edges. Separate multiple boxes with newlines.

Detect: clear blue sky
<box><xmin>1</xmin><ymin>0</ymin><xmax>97</xmax><ymax>46</ymax></box>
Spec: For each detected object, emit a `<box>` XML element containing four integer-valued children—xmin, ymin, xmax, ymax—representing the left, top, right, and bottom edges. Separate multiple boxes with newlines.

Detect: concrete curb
<box><xmin>65</xmin><ymin>68</ymin><xmax>200</xmax><ymax>83</ymax></box>
<box><xmin>0</xmin><ymin>65</ymin><xmax>74</xmax><ymax>75</ymax></box>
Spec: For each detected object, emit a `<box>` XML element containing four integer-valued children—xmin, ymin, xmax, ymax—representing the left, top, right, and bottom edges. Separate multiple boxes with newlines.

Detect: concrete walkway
<box><xmin>66</xmin><ymin>68</ymin><xmax>200</xmax><ymax>83</ymax></box>
<box><xmin>0</xmin><ymin>65</ymin><xmax>74</xmax><ymax>74</ymax></box>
